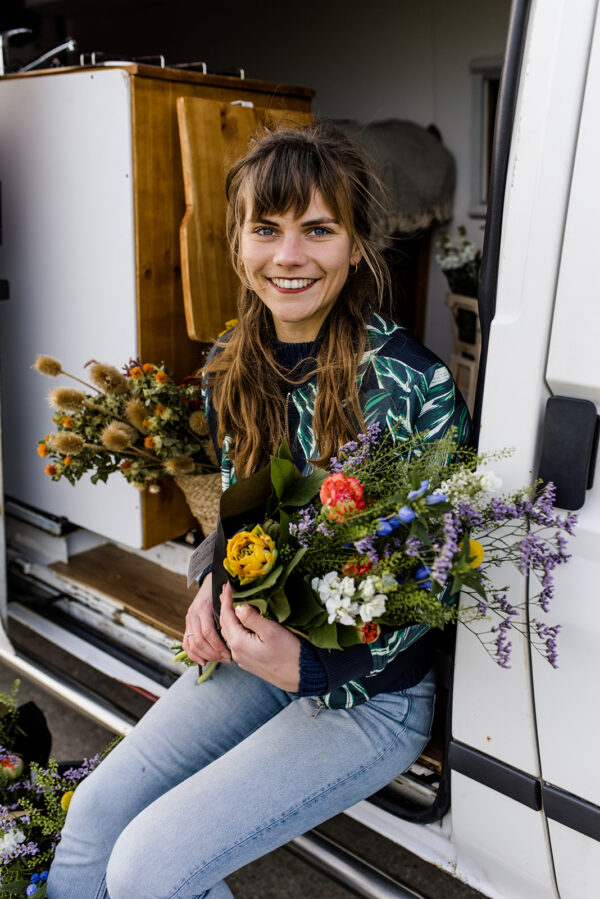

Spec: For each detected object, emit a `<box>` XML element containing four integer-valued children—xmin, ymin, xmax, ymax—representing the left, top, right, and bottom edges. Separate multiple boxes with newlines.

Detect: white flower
<box><xmin>340</xmin><ymin>576</ymin><xmax>356</xmax><ymax>598</ymax></box>
<box><xmin>325</xmin><ymin>594</ymin><xmax>360</xmax><ymax>626</ymax></box>
<box><xmin>359</xmin><ymin>576</ymin><xmax>377</xmax><ymax>599</ymax></box>
<box><xmin>0</xmin><ymin>828</ymin><xmax>26</xmax><ymax>854</ymax></box>
<box><xmin>359</xmin><ymin>594</ymin><xmax>387</xmax><ymax>622</ymax></box>
<box><xmin>478</xmin><ymin>470</ymin><xmax>503</xmax><ymax>493</ymax></box>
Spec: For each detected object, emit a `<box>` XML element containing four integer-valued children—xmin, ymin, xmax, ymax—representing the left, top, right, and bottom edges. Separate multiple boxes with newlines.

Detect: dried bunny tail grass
<box><xmin>164</xmin><ymin>456</ymin><xmax>195</xmax><ymax>476</ymax></box>
<box><xmin>47</xmin><ymin>387</ymin><xmax>87</xmax><ymax>412</ymax></box>
<box><xmin>49</xmin><ymin>433</ymin><xmax>85</xmax><ymax>455</ymax></box>
<box><xmin>33</xmin><ymin>355</ymin><xmax>62</xmax><ymax>377</ymax></box>
<box><xmin>189</xmin><ymin>410</ymin><xmax>209</xmax><ymax>436</ymax></box>
<box><xmin>100</xmin><ymin>421</ymin><xmax>138</xmax><ymax>452</ymax></box>
<box><xmin>89</xmin><ymin>363</ymin><xmax>129</xmax><ymax>395</ymax></box>
<box><xmin>124</xmin><ymin>398</ymin><xmax>148</xmax><ymax>432</ymax></box>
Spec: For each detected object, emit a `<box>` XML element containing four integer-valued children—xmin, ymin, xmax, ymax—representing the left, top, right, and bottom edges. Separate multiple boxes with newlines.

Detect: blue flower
<box><xmin>26</xmin><ymin>886</ymin><xmax>38</xmax><ymax>897</ymax></box>
<box><xmin>407</xmin><ymin>480</ymin><xmax>429</xmax><ymax>500</ymax></box>
<box><xmin>30</xmin><ymin>874</ymin><xmax>40</xmax><ymax>883</ymax></box>
<box><xmin>414</xmin><ymin>565</ymin><xmax>432</xmax><ymax>580</ymax></box>
<box><xmin>396</xmin><ymin>506</ymin><xmax>416</xmax><ymax>524</ymax></box>
<box><xmin>375</xmin><ymin>519</ymin><xmax>393</xmax><ymax>535</ymax></box>
<box><xmin>425</xmin><ymin>493</ymin><xmax>448</xmax><ymax>504</ymax></box>
<box><xmin>40</xmin><ymin>873</ymin><xmax>48</xmax><ymax>883</ymax></box>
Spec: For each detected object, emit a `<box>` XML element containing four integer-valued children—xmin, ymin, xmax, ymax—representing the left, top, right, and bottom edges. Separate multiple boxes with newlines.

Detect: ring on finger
<box><xmin>186</xmin><ymin>633</ymin><xmax>195</xmax><ymax>638</ymax></box>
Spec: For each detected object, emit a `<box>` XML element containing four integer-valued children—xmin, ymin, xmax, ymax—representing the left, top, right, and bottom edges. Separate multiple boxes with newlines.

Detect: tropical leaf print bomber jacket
<box><xmin>203</xmin><ymin>314</ymin><xmax>471</xmax><ymax>709</ymax></box>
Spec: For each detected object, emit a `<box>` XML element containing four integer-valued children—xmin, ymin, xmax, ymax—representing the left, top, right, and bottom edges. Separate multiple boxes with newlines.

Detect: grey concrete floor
<box><xmin>0</xmin><ymin>662</ymin><xmax>484</xmax><ymax>899</ymax></box>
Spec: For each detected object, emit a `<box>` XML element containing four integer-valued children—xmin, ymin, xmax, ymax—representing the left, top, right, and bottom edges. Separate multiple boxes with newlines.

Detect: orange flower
<box><xmin>142</xmin><ymin>363</ymin><xmax>155</xmax><ymax>373</ymax></box>
<box><xmin>144</xmin><ymin>436</ymin><xmax>155</xmax><ymax>449</ymax></box>
<box><xmin>155</xmin><ymin>404</ymin><xmax>164</xmax><ymax>415</ymax></box>
<box><xmin>64</xmin><ymin>456</ymin><xmax>72</xmax><ymax>466</ymax></box>
<box><xmin>120</xmin><ymin>460</ymin><xmax>132</xmax><ymax>470</ymax></box>
<box><xmin>37</xmin><ymin>443</ymin><xmax>48</xmax><ymax>458</ymax></box>
<box><xmin>320</xmin><ymin>473</ymin><xmax>366</xmax><ymax>522</ymax></box>
<box><xmin>154</xmin><ymin>370</ymin><xmax>168</xmax><ymax>384</ymax></box>
<box><xmin>45</xmin><ymin>434</ymin><xmax>50</xmax><ymax>441</ymax></box>
<box><xmin>142</xmin><ymin>419</ymin><xmax>150</xmax><ymax>429</ymax></box>
<box><xmin>342</xmin><ymin>557</ymin><xmax>372</xmax><ymax>578</ymax></box>
<box><xmin>45</xmin><ymin>464</ymin><xmax>57</xmax><ymax>476</ymax></box>
<box><xmin>60</xmin><ymin>416</ymin><xmax>74</xmax><ymax>429</ymax></box>
<box><xmin>130</xmin><ymin>366</ymin><xmax>142</xmax><ymax>379</ymax></box>
<box><xmin>358</xmin><ymin>622</ymin><xmax>380</xmax><ymax>644</ymax></box>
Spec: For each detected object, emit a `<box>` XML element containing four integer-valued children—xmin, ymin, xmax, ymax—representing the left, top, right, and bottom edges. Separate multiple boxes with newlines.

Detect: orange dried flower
<box><xmin>130</xmin><ymin>366</ymin><xmax>143</xmax><ymax>379</ymax></box>
<box><xmin>45</xmin><ymin>464</ymin><xmax>57</xmax><ymax>476</ymax></box>
<box><xmin>155</xmin><ymin>404</ymin><xmax>164</xmax><ymax>415</ymax></box>
<box><xmin>120</xmin><ymin>460</ymin><xmax>132</xmax><ymax>470</ymax></box>
<box><xmin>64</xmin><ymin>456</ymin><xmax>72</xmax><ymax>466</ymax></box>
<box><xmin>60</xmin><ymin>417</ymin><xmax>74</xmax><ymax>429</ymax></box>
<box><xmin>144</xmin><ymin>436</ymin><xmax>155</xmax><ymax>449</ymax></box>
<box><xmin>37</xmin><ymin>443</ymin><xmax>48</xmax><ymax>458</ymax></box>
<box><xmin>142</xmin><ymin>419</ymin><xmax>150</xmax><ymax>429</ymax></box>
<box><xmin>154</xmin><ymin>370</ymin><xmax>168</xmax><ymax>384</ymax></box>
<box><xmin>142</xmin><ymin>363</ymin><xmax>155</xmax><ymax>373</ymax></box>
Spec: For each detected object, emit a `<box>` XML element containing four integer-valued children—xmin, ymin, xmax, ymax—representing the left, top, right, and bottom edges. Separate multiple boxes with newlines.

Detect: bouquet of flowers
<box><xmin>33</xmin><ymin>355</ymin><xmax>220</xmax><ymax>532</ymax></box>
<box><xmin>188</xmin><ymin>424</ymin><xmax>574</xmax><ymax>669</ymax></box>
<box><xmin>0</xmin><ymin>682</ymin><xmax>113</xmax><ymax>898</ymax></box>
<box><xmin>436</xmin><ymin>225</ymin><xmax>481</xmax><ymax>298</ymax></box>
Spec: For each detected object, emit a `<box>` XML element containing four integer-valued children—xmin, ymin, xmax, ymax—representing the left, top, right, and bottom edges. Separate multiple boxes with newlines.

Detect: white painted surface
<box><xmin>0</xmin><ymin>69</ymin><xmax>142</xmax><ymax>547</ymax></box>
<box><xmin>548</xmin><ymin>820</ymin><xmax>600</xmax><ymax>899</ymax></box>
<box><xmin>451</xmin><ymin>774</ymin><xmax>557</xmax><ymax>899</ymax></box>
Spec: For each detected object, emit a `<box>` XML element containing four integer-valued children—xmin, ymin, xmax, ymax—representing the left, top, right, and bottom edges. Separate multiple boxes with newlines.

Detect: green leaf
<box><xmin>0</xmin><ymin>880</ymin><xmax>31</xmax><ymax>893</ymax></box>
<box><xmin>269</xmin><ymin>588</ymin><xmax>291</xmax><ymax>623</ymax></box>
<box><xmin>307</xmin><ymin>621</ymin><xmax>341</xmax><ymax>649</ymax></box>
<box><xmin>285</xmin><ymin>577</ymin><xmax>324</xmax><ymax>626</ymax></box>
<box><xmin>280</xmin><ymin>546</ymin><xmax>307</xmax><ymax>585</ymax></box>
<box><xmin>280</xmin><ymin>469</ymin><xmax>327</xmax><ymax>507</ymax></box>
<box><xmin>234</xmin><ymin>597</ymin><xmax>268</xmax><ymax>615</ymax></box>
<box><xmin>337</xmin><ymin>625</ymin><xmax>361</xmax><ymax>647</ymax></box>
<box><xmin>270</xmin><ymin>456</ymin><xmax>296</xmax><ymax>500</ymax></box>
<box><xmin>278</xmin><ymin>509</ymin><xmax>290</xmax><ymax>545</ymax></box>
<box><xmin>231</xmin><ymin>564</ymin><xmax>283</xmax><ymax>598</ymax></box>
<box><xmin>276</xmin><ymin>437</ymin><xmax>295</xmax><ymax>464</ymax></box>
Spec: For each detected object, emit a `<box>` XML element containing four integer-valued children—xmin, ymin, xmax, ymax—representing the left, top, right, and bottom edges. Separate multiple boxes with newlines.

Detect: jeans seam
<box><xmin>167</xmin><ymin>709</ymin><xmax>413</xmax><ymax>898</ymax></box>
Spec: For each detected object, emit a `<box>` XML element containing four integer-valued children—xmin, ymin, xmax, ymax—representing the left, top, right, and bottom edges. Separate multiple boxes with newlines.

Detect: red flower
<box><xmin>342</xmin><ymin>557</ymin><xmax>372</xmax><ymax>578</ymax></box>
<box><xmin>320</xmin><ymin>473</ymin><xmax>366</xmax><ymax>522</ymax></box>
<box><xmin>358</xmin><ymin>622</ymin><xmax>380</xmax><ymax>643</ymax></box>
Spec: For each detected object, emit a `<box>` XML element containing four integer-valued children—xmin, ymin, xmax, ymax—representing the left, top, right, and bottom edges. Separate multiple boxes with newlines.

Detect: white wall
<box><xmin>68</xmin><ymin>0</ymin><xmax>512</xmax><ymax>361</ymax></box>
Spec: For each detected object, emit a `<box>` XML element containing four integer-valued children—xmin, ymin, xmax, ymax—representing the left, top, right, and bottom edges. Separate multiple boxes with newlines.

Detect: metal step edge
<box><xmin>288</xmin><ymin>830</ymin><xmax>427</xmax><ymax>899</ymax></box>
<box><xmin>0</xmin><ymin>646</ymin><xmax>134</xmax><ymax>736</ymax></box>
<box><xmin>8</xmin><ymin>601</ymin><xmax>168</xmax><ymax>700</ymax></box>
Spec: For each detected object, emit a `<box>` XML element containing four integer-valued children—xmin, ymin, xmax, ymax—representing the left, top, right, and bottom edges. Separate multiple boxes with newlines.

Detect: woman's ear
<box><xmin>350</xmin><ymin>245</ymin><xmax>363</xmax><ymax>266</ymax></box>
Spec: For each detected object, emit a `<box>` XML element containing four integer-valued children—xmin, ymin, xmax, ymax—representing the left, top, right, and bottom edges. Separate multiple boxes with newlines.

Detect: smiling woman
<box><xmin>47</xmin><ymin>123</ymin><xmax>470</xmax><ymax>899</ymax></box>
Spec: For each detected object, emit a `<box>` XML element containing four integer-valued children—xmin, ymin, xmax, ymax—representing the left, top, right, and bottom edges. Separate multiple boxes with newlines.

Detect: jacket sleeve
<box><xmin>296</xmin><ymin>361</ymin><xmax>470</xmax><ymax>696</ymax></box>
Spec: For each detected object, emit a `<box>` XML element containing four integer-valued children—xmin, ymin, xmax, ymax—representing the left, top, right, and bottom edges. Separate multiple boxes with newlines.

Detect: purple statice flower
<box><xmin>492</xmin><ymin>618</ymin><xmax>512</xmax><ymax>668</ymax></box>
<box><xmin>531</xmin><ymin>619</ymin><xmax>561</xmax><ymax>668</ymax></box>
<box><xmin>289</xmin><ymin>504</ymin><xmax>318</xmax><ymax>547</ymax></box>
<box><xmin>331</xmin><ymin>422</ymin><xmax>382</xmax><ymax>473</ymax></box>
<box><xmin>316</xmin><ymin>522</ymin><xmax>334</xmax><ymax>538</ymax></box>
<box><xmin>405</xmin><ymin>535</ymin><xmax>424</xmax><ymax>557</ymax></box>
<box><xmin>456</xmin><ymin>501</ymin><xmax>484</xmax><ymax>530</ymax></box>
<box><xmin>476</xmin><ymin>599</ymin><xmax>489</xmax><ymax>615</ymax></box>
<box><xmin>493</xmin><ymin>590</ymin><xmax>519</xmax><ymax>617</ymax></box>
<box><xmin>62</xmin><ymin>755</ymin><xmax>101</xmax><ymax>781</ymax></box>
<box><xmin>431</xmin><ymin>512</ymin><xmax>459</xmax><ymax>587</ymax></box>
<box><xmin>354</xmin><ymin>534</ymin><xmax>380</xmax><ymax>564</ymax></box>
<box><xmin>329</xmin><ymin>456</ymin><xmax>342</xmax><ymax>473</ymax></box>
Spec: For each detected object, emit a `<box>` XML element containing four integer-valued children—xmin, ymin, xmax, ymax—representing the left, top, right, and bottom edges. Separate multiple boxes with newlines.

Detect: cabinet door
<box><xmin>177</xmin><ymin>98</ymin><xmax>313</xmax><ymax>342</ymax></box>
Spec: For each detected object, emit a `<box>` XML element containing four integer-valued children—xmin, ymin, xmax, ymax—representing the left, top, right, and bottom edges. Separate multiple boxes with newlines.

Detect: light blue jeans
<box><xmin>47</xmin><ymin>662</ymin><xmax>436</xmax><ymax>899</ymax></box>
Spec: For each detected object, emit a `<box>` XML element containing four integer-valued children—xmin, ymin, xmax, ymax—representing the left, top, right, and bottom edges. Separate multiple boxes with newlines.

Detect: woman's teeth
<box><xmin>270</xmin><ymin>278</ymin><xmax>316</xmax><ymax>289</ymax></box>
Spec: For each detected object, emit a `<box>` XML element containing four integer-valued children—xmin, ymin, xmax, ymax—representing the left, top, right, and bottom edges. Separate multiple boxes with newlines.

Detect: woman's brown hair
<box><xmin>202</xmin><ymin>122</ymin><xmax>390</xmax><ymax>479</ymax></box>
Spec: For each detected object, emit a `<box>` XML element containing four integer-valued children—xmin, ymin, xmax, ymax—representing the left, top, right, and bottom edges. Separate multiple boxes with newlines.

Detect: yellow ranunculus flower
<box><xmin>223</xmin><ymin>525</ymin><xmax>278</xmax><ymax>585</ymax></box>
<box><xmin>467</xmin><ymin>539</ymin><xmax>485</xmax><ymax>568</ymax></box>
<box><xmin>61</xmin><ymin>790</ymin><xmax>74</xmax><ymax>812</ymax></box>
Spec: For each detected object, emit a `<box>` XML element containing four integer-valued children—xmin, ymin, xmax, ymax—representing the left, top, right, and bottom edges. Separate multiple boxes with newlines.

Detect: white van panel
<box><xmin>451</xmin><ymin>773</ymin><xmax>557</xmax><ymax>899</ymax></box>
<box><xmin>547</xmin><ymin>820</ymin><xmax>600</xmax><ymax>899</ymax></box>
<box><xmin>453</xmin><ymin>0</ymin><xmax>596</xmax><ymax>773</ymax></box>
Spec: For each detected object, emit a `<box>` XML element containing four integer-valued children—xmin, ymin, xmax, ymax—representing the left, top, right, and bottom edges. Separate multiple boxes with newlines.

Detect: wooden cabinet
<box><xmin>0</xmin><ymin>65</ymin><xmax>312</xmax><ymax>549</ymax></box>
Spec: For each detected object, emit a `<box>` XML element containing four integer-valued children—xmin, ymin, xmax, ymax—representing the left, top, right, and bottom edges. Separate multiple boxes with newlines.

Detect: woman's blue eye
<box><xmin>310</xmin><ymin>227</ymin><xmax>331</xmax><ymax>237</ymax></box>
<box><xmin>255</xmin><ymin>227</ymin><xmax>275</xmax><ymax>236</ymax></box>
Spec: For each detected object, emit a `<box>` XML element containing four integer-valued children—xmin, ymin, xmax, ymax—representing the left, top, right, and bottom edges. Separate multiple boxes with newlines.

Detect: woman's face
<box><xmin>240</xmin><ymin>190</ymin><xmax>362</xmax><ymax>342</ymax></box>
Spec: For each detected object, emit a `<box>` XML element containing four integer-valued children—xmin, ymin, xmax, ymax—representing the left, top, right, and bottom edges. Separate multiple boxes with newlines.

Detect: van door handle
<box><xmin>537</xmin><ymin>396</ymin><xmax>599</xmax><ymax>510</ymax></box>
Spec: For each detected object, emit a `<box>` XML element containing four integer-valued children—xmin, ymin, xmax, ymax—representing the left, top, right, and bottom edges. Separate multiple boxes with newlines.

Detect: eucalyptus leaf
<box><xmin>270</xmin><ymin>457</ymin><xmax>296</xmax><ymax>500</ymax></box>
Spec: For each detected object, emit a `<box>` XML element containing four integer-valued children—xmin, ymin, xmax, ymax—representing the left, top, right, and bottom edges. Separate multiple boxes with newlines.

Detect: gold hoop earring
<box><xmin>351</xmin><ymin>263</ymin><xmax>359</xmax><ymax>275</ymax></box>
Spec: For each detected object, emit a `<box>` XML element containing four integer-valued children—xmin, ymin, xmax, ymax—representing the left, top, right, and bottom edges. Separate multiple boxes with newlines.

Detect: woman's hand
<box><xmin>219</xmin><ymin>582</ymin><xmax>301</xmax><ymax>692</ymax></box>
<box><xmin>183</xmin><ymin>574</ymin><xmax>231</xmax><ymax>666</ymax></box>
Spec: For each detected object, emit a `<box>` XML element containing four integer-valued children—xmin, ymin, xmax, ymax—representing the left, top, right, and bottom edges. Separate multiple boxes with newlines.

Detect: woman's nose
<box><xmin>273</xmin><ymin>234</ymin><xmax>307</xmax><ymax>267</ymax></box>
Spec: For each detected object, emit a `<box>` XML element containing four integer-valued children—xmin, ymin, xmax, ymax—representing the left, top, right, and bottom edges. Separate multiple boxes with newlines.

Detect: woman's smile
<box><xmin>240</xmin><ymin>190</ymin><xmax>362</xmax><ymax>341</ymax></box>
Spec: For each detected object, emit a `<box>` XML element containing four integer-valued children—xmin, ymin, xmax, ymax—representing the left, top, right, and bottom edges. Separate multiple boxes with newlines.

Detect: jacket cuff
<box><xmin>293</xmin><ymin>640</ymin><xmax>328</xmax><ymax>697</ymax></box>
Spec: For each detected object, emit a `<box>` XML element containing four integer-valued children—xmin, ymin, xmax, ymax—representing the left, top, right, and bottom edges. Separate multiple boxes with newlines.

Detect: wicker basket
<box><xmin>175</xmin><ymin>472</ymin><xmax>222</xmax><ymax>536</ymax></box>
